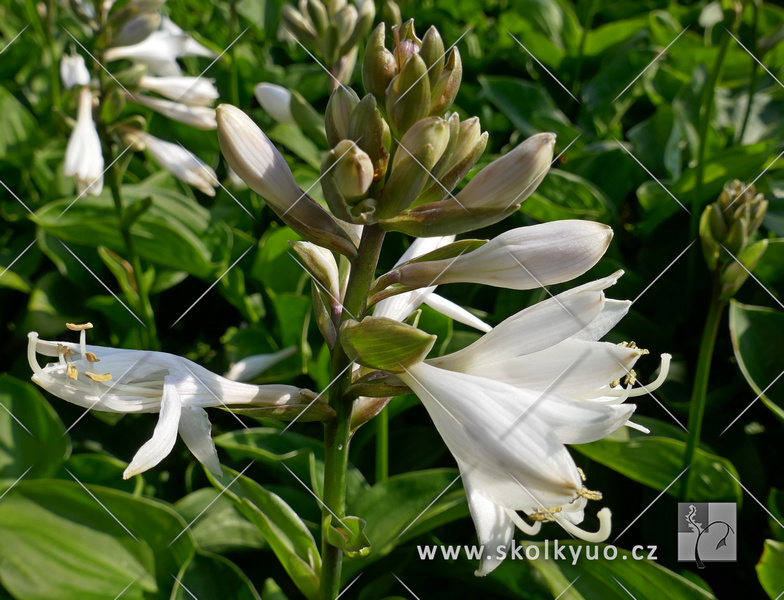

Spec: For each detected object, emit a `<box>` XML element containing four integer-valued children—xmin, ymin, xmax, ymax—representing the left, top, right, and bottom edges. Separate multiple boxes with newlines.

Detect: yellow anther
<box><xmin>57</xmin><ymin>344</ymin><xmax>74</xmax><ymax>357</ymax></box>
<box><xmin>85</xmin><ymin>352</ymin><xmax>100</xmax><ymax>363</ymax></box>
<box><xmin>618</xmin><ymin>340</ymin><xmax>649</xmax><ymax>355</ymax></box>
<box><xmin>576</xmin><ymin>467</ymin><xmax>586</xmax><ymax>482</ymax></box>
<box><xmin>530</xmin><ymin>507</ymin><xmax>562</xmax><ymax>522</ymax></box>
<box><xmin>84</xmin><ymin>372</ymin><xmax>112</xmax><ymax>382</ymax></box>
<box><xmin>571</xmin><ymin>487</ymin><xmax>603</xmax><ymax>503</ymax></box>
<box><xmin>624</xmin><ymin>369</ymin><xmax>637</xmax><ymax>386</ymax></box>
<box><xmin>66</xmin><ymin>363</ymin><xmax>78</xmax><ymax>380</ymax></box>
<box><xmin>66</xmin><ymin>322</ymin><xmax>94</xmax><ymax>331</ymax></box>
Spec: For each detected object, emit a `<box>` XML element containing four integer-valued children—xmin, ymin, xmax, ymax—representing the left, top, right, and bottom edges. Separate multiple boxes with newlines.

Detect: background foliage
<box><xmin>1</xmin><ymin>0</ymin><xmax>784</xmax><ymax>598</ymax></box>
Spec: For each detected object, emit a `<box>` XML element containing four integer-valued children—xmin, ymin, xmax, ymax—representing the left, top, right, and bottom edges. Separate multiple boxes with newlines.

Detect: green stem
<box><xmin>680</xmin><ymin>280</ymin><xmax>725</xmax><ymax>500</ymax></box>
<box><xmin>45</xmin><ymin>0</ymin><xmax>61</xmax><ymax>112</ymax></box>
<box><xmin>229</xmin><ymin>0</ymin><xmax>240</xmax><ymax>106</ymax></box>
<box><xmin>375</xmin><ymin>406</ymin><xmax>389</xmax><ymax>482</ymax></box>
<box><xmin>736</xmin><ymin>1</ymin><xmax>760</xmax><ymax>145</ymax></box>
<box><xmin>319</xmin><ymin>224</ymin><xmax>385</xmax><ymax>600</ymax></box>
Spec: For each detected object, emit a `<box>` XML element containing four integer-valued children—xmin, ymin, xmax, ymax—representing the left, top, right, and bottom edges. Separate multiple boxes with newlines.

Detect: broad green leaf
<box><xmin>530</xmin><ymin>542</ymin><xmax>717</xmax><ymax>599</ymax></box>
<box><xmin>575</xmin><ymin>431</ymin><xmax>742</xmax><ymax>502</ymax></box>
<box><xmin>346</xmin><ymin>469</ymin><xmax>467</xmax><ymax>566</ymax></box>
<box><xmin>267</xmin><ymin>122</ymin><xmax>323</xmax><ymax>170</ymax></box>
<box><xmin>0</xmin><ymin>374</ymin><xmax>70</xmax><ymax>485</ymax></box>
<box><xmin>729</xmin><ymin>301</ymin><xmax>784</xmax><ymax>424</ymax></box>
<box><xmin>753</xmin><ymin>239</ymin><xmax>784</xmax><ymax>300</ymax></box>
<box><xmin>214</xmin><ymin>428</ymin><xmax>369</xmax><ymax>504</ymax></box>
<box><xmin>768</xmin><ymin>489</ymin><xmax>784</xmax><ymax>543</ymax></box>
<box><xmin>524</xmin><ymin>168</ymin><xmax>615</xmax><ymax>223</ymax></box>
<box><xmin>60</xmin><ymin>453</ymin><xmax>137</xmax><ymax>494</ymax></box>
<box><xmin>206</xmin><ymin>467</ymin><xmax>321</xmax><ymax>600</ymax></box>
<box><xmin>757</xmin><ymin>540</ymin><xmax>784</xmax><ymax>599</ymax></box>
<box><xmin>250</xmin><ymin>226</ymin><xmax>305</xmax><ymax>294</ymax></box>
<box><xmin>271</xmin><ymin>292</ymin><xmax>311</xmax><ymax>358</ymax></box>
<box><xmin>262</xmin><ymin>579</ymin><xmax>292</xmax><ymax>600</ymax></box>
<box><xmin>583</xmin><ymin>18</ymin><xmax>648</xmax><ymax>56</ymax></box>
<box><xmin>174</xmin><ymin>488</ymin><xmax>265</xmax><ymax>553</ymax></box>
<box><xmin>478</xmin><ymin>76</ymin><xmax>574</xmax><ymax>142</ymax></box>
<box><xmin>0</xmin><ymin>480</ymin><xmax>194</xmax><ymax>600</ymax></box>
<box><xmin>172</xmin><ymin>551</ymin><xmax>261</xmax><ymax>600</ymax></box>
<box><xmin>0</xmin><ymin>85</ymin><xmax>38</xmax><ymax>159</ymax></box>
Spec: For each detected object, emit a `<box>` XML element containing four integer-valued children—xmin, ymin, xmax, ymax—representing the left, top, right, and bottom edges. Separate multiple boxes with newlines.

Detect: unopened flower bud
<box><xmin>340</xmin><ymin>317</ymin><xmax>436</xmax><ymax>373</ymax></box>
<box><xmin>420</xmin><ymin>26</ymin><xmax>445</xmax><ymax>88</ymax></box>
<box><xmin>379</xmin><ymin>116</ymin><xmax>450</xmax><ymax>219</ymax></box>
<box><xmin>348</xmin><ymin>94</ymin><xmax>391</xmax><ymax>181</ymax></box>
<box><xmin>324</xmin><ymin>5</ymin><xmax>357</xmax><ymax>64</ymax></box>
<box><xmin>381</xmin><ymin>132</ymin><xmax>554</xmax><ymax>236</ymax></box>
<box><xmin>719</xmin><ymin>239</ymin><xmax>769</xmax><ymax>300</ymax></box>
<box><xmin>339</xmin><ymin>0</ymin><xmax>375</xmax><ymax>57</ymax></box>
<box><xmin>305</xmin><ymin>0</ymin><xmax>329</xmax><ymax>38</ymax></box>
<box><xmin>60</xmin><ymin>51</ymin><xmax>90</xmax><ymax>89</ymax></box>
<box><xmin>331</xmin><ymin>140</ymin><xmax>374</xmax><ymax>201</ymax></box>
<box><xmin>280</xmin><ymin>5</ymin><xmax>319</xmax><ymax>47</ymax></box>
<box><xmin>386</xmin><ymin>53</ymin><xmax>430</xmax><ymax>137</ymax></box>
<box><xmin>362</xmin><ymin>22</ymin><xmax>398</xmax><ymax>104</ymax></box>
<box><xmin>290</xmin><ymin>241</ymin><xmax>340</xmax><ymax>301</ymax></box>
<box><xmin>217</xmin><ymin>104</ymin><xmax>358</xmax><ymax>258</ymax></box>
<box><xmin>394</xmin><ymin>19</ymin><xmax>421</xmax><ymax>69</ymax></box>
<box><xmin>110</xmin><ymin>12</ymin><xmax>161</xmax><ymax>47</ymax></box>
<box><xmin>326</xmin><ymin>85</ymin><xmax>360</xmax><ymax>147</ymax></box>
<box><xmin>430</xmin><ymin>47</ymin><xmax>462</xmax><ymax>115</ymax></box>
<box><xmin>254</xmin><ymin>83</ymin><xmax>295</xmax><ymax>124</ymax></box>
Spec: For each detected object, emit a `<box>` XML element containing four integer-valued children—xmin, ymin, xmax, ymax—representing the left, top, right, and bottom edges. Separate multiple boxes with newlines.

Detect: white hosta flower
<box><xmin>60</xmin><ymin>52</ymin><xmax>90</xmax><ymax>89</ymax></box>
<box><xmin>395</xmin><ymin>221</ymin><xmax>612</xmax><ymax>291</ymax></box>
<box><xmin>28</xmin><ymin>325</ymin><xmax>318</xmax><ymax>479</ymax></box>
<box><xmin>139</xmin><ymin>75</ymin><xmax>219</xmax><ymax>106</ymax></box>
<box><xmin>375</xmin><ymin>236</ymin><xmax>491</xmax><ymax>332</ymax></box>
<box><xmin>224</xmin><ymin>347</ymin><xmax>298</xmax><ymax>381</ymax></box>
<box><xmin>133</xmin><ymin>93</ymin><xmax>217</xmax><ymax>129</ymax></box>
<box><xmin>128</xmin><ymin>129</ymin><xmax>217</xmax><ymax>195</ymax></box>
<box><xmin>64</xmin><ymin>87</ymin><xmax>104</xmax><ymax>196</ymax></box>
<box><xmin>398</xmin><ymin>361</ymin><xmax>625</xmax><ymax>575</ymax></box>
<box><xmin>254</xmin><ymin>83</ymin><xmax>295</xmax><ymax>124</ymax></box>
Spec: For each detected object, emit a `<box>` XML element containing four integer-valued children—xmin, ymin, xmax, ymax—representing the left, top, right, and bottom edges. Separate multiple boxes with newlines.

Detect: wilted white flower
<box><xmin>64</xmin><ymin>87</ymin><xmax>104</xmax><ymax>196</ymax></box>
<box><xmin>28</xmin><ymin>324</ymin><xmax>320</xmax><ymax>479</ymax></box>
<box><xmin>139</xmin><ymin>75</ymin><xmax>219</xmax><ymax>106</ymax></box>
<box><xmin>375</xmin><ymin>236</ymin><xmax>491</xmax><ymax>332</ymax></box>
<box><xmin>60</xmin><ymin>51</ymin><xmax>90</xmax><ymax>89</ymax></box>
<box><xmin>394</xmin><ymin>221</ymin><xmax>612</xmax><ymax>291</ymax></box>
<box><xmin>126</xmin><ymin>129</ymin><xmax>217</xmax><ymax>195</ymax></box>
<box><xmin>133</xmin><ymin>93</ymin><xmax>217</xmax><ymax>129</ymax></box>
<box><xmin>254</xmin><ymin>83</ymin><xmax>295</xmax><ymax>124</ymax></box>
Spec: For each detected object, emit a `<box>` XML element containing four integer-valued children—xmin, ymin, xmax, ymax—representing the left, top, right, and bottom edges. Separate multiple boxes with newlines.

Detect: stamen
<box><xmin>623</xmin><ymin>353</ymin><xmax>671</xmax><ymax>397</ymax></box>
<box><xmin>505</xmin><ymin>508</ymin><xmax>542</xmax><ymax>535</ymax></box>
<box><xmin>66</xmin><ymin>363</ymin><xmax>78</xmax><ymax>380</ymax></box>
<box><xmin>554</xmin><ymin>507</ymin><xmax>612</xmax><ymax>543</ymax></box>
<box><xmin>85</xmin><ymin>372</ymin><xmax>112</xmax><ymax>382</ymax></box>
<box><xmin>576</xmin><ymin>467</ymin><xmax>586</xmax><ymax>482</ymax></box>
<box><xmin>626</xmin><ymin>420</ymin><xmax>650</xmax><ymax>434</ymax></box>
<box><xmin>85</xmin><ymin>352</ymin><xmax>100</xmax><ymax>363</ymax></box>
<box><xmin>66</xmin><ymin>322</ymin><xmax>93</xmax><ymax>331</ymax></box>
<box><xmin>58</xmin><ymin>344</ymin><xmax>74</xmax><ymax>357</ymax></box>
<box><xmin>571</xmin><ymin>487</ymin><xmax>602</xmax><ymax>503</ymax></box>
<box><xmin>529</xmin><ymin>507</ymin><xmax>562</xmax><ymax>522</ymax></box>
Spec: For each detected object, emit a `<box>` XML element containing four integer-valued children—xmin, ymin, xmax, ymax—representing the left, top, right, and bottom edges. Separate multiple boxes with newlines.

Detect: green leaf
<box><xmin>478</xmin><ymin>76</ymin><xmax>574</xmax><ymax>141</ymax></box>
<box><xmin>575</xmin><ymin>431</ymin><xmax>742</xmax><ymax>502</ymax></box>
<box><xmin>325</xmin><ymin>515</ymin><xmax>371</xmax><ymax>557</ymax></box>
<box><xmin>262</xmin><ymin>579</ymin><xmax>292</xmax><ymax>600</ymax></box>
<box><xmin>530</xmin><ymin>542</ymin><xmax>717</xmax><ymax>599</ymax></box>
<box><xmin>757</xmin><ymin>540</ymin><xmax>784</xmax><ymax>599</ymax></box>
<box><xmin>346</xmin><ymin>469</ymin><xmax>467</xmax><ymax>566</ymax></box>
<box><xmin>729</xmin><ymin>301</ymin><xmax>784</xmax><ymax>424</ymax></box>
<box><xmin>60</xmin><ymin>453</ymin><xmax>137</xmax><ymax>494</ymax></box>
<box><xmin>174</xmin><ymin>488</ymin><xmax>265</xmax><ymax>553</ymax></box>
<box><xmin>524</xmin><ymin>168</ymin><xmax>615</xmax><ymax>223</ymax></box>
<box><xmin>250</xmin><ymin>226</ymin><xmax>305</xmax><ymax>295</ymax></box>
<box><xmin>206</xmin><ymin>467</ymin><xmax>321</xmax><ymax>600</ymax></box>
<box><xmin>0</xmin><ymin>480</ymin><xmax>194</xmax><ymax>600</ymax></box>
<box><xmin>582</xmin><ymin>18</ymin><xmax>649</xmax><ymax>57</ymax></box>
<box><xmin>0</xmin><ymin>85</ymin><xmax>38</xmax><ymax>159</ymax></box>
<box><xmin>267</xmin><ymin>122</ymin><xmax>323</xmax><ymax>170</ymax></box>
<box><xmin>172</xmin><ymin>551</ymin><xmax>261</xmax><ymax>600</ymax></box>
<box><xmin>753</xmin><ymin>239</ymin><xmax>784</xmax><ymax>300</ymax></box>
<box><xmin>0</xmin><ymin>374</ymin><xmax>70</xmax><ymax>485</ymax></box>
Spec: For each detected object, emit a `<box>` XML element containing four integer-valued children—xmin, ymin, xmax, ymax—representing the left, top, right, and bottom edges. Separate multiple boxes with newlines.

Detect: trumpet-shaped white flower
<box><xmin>64</xmin><ymin>87</ymin><xmax>104</xmax><ymax>196</ymax></box>
<box><xmin>375</xmin><ymin>236</ymin><xmax>491</xmax><ymax>332</ymax></box>
<box><xmin>395</xmin><ymin>221</ymin><xmax>612</xmax><ymax>291</ymax></box>
<box><xmin>60</xmin><ymin>52</ymin><xmax>90</xmax><ymax>89</ymax></box>
<box><xmin>398</xmin><ymin>361</ymin><xmax>626</xmax><ymax>575</ymax></box>
<box><xmin>139</xmin><ymin>75</ymin><xmax>219</xmax><ymax>106</ymax></box>
<box><xmin>225</xmin><ymin>347</ymin><xmax>298</xmax><ymax>381</ymax></box>
<box><xmin>133</xmin><ymin>93</ymin><xmax>217</xmax><ymax>129</ymax></box>
<box><xmin>28</xmin><ymin>325</ymin><xmax>318</xmax><ymax>479</ymax></box>
<box><xmin>127</xmin><ymin>129</ymin><xmax>217</xmax><ymax>195</ymax></box>
<box><xmin>254</xmin><ymin>83</ymin><xmax>295</xmax><ymax>124</ymax></box>
<box><xmin>394</xmin><ymin>273</ymin><xmax>671</xmax><ymax>575</ymax></box>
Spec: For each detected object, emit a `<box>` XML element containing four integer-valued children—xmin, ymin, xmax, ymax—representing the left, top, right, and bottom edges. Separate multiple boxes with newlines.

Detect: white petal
<box><xmin>573</xmin><ymin>299</ymin><xmax>631</xmax><ymax>342</ymax></box>
<box><xmin>254</xmin><ymin>83</ymin><xmax>295</xmax><ymax>124</ymax></box>
<box><xmin>60</xmin><ymin>54</ymin><xmax>90</xmax><ymax>89</ymax></box>
<box><xmin>133</xmin><ymin>94</ymin><xmax>217</xmax><ymax>129</ymax></box>
<box><xmin>123</xmin><ymin>374</ymin><xmax>182</xmax><ymax>478</ymax></box>
<box><xmin>397</xmin><ymin>235</ymin><xmax>455</xmax><ymax>265</ymax></box>
<box><xmin>178</xmin><ymin>406</ymin><xmax>222</xmax><ymax>477</ymax></box>
<box><xmin>224</xmin><ymin>347</ymin><xmax>298</xmax><ymax>381</ymax></box>
<box><xmin>132</xmin><ymin>130</ymin><xmax>217</xmax><ymax>195</ymax></box>
<box><xmin>140</xmin><ymin>76</ymin><xmax>219</xmax><ymax>106</ymax></box>
<box><xmin>373</xmin><ymin>286</ymin><xmax>435</xmax><ymax>322</ymax></box>
<box><xmin>462</xmin><ymin>476</ymin><xmax>514</xmax><ymax>577</ymax></box>
<box><xmin>64</xmin><ymin>88</ymin><xmax>104</xmax><ymax>195</ymax></box>
<box><xmin>422</xmin><ymin>294</ymin><xmax>491</xmax><ymax>332</ymax></box>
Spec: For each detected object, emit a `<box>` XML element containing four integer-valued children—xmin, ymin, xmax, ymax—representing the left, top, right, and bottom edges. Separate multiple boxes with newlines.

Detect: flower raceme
<box><xmin>64</xmin><ymin>87</ymin><xmax>104</xmax><ymax>196</ymax></box>
<box><xmin>28</xmin><ymin>324</ymin><xmax>328</xmax><ymax>479</ymax></box>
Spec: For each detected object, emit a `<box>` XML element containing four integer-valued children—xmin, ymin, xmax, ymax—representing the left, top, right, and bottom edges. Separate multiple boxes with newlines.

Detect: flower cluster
<box><xmin>60</xmin><ymin>2</ymin><xmax>219</xmax><ymax>197</ymax></box>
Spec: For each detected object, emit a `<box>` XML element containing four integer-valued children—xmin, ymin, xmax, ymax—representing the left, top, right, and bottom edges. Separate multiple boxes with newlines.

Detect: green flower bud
<box><xmin>394</xmin><ymin>19</ymin><xmax>422</xmax><ymax>69</ymax></box>
<box><xmin>324</xmin><ymin>5</ymin><xmax>357</xmax><ymax>65</ymax></box>
<box><xmin>330</xmin><ymin>139</ymin><xmax>375</xmax><ymax>202</ymax></box>
<box><xmin>699</xmin><ymin>205</ymin><xmax>721</xmax><ymax>271</ymax></box>
<box><xmin>720</xmin><ymin>239</ymin><xmax>769</xmax><ymax>301</ymax></box>
<box><xmin>305</xmin><ymin>0</ymin><xmax>329</xmax><ymax>38</ymax></box>
<box><xmin>420</xmin><ymin>26</ymin><xmax>445</xmax><ymax>89</ymax></box>
<box><xmin>280</xmin><ymin>5</ymin><xmax>319</xmax><ymax>47</ymax></box>
<box><xmin>326</xmin><ymin>85</ymin><xmax>360</xmax><ymax>148</ymax></box>
<box><xmin>289</xmin><ymin>89</ymin><xmax>328</xmax><ymax>148</ymax></box>
<box><xmin>340</xmin><ymin>317</ymin><xmax>436</xmax><ymax>373</ymax></box>
<box><xmin>110</xmin><ymin>12</ymin><xmax>161</xmax><ymax>47</ymax></box>
<box><xmin>340</xmin><ymin>0</ymin><xmax>376</xmax><ymax>56</ymax></box>
<box><xmin>386</xmin><ymin>53</ymin><xmax>430</xmax><ymax>137</ymax></box>
<box><xmin>348</xmin><ymin>94</ymin><xmax>391</xmax><ymax>183</ymax></box>
<box><xmin>382</xmin><ymin>0</ymin><xmax>402</xmax><ymax>28</ymax></box>
<box><xmin>430</xmin><ymin>47</ymin><xmax>462</xmax><ymax>115</ymax></box>
<box><xmin>362</xmin><ymin>23</ymin><xmax>397</xmax><ymax>103</ymax></box>
<box><xmin>113</xmin><ymin>63</ymin><xmax>148</xmax><ymax>89</ymax></box>
<box><xmin>290</xmin><ymin>240</ymin><xmax>340</xmax><ymax>301</ymax></box>
<box><xmin>378</xmin><ymin>116</ymin><xmax>450</xmax><ymax>219</ymax></box>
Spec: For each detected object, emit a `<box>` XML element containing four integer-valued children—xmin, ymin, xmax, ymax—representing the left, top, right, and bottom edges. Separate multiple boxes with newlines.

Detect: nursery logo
<box><xmin>677</xmin><ymin>503</ymin><xmax>737</xmax><ymax>567</ymax></box>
